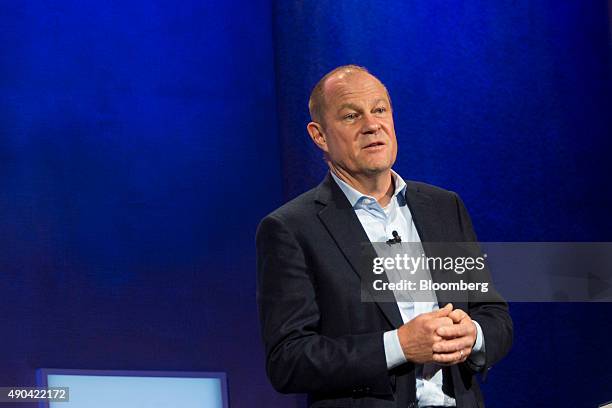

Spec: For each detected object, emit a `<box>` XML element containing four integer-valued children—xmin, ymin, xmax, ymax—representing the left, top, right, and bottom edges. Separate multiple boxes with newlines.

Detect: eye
<box><xmin>344</xmin><ymin>112</ymin><xmax>359</xmax><ymax>121</ymax></box>
<box><xmin>374</xmin><ymin>106</ymin><xmax>387</xmax><ymax>114</ymax></box>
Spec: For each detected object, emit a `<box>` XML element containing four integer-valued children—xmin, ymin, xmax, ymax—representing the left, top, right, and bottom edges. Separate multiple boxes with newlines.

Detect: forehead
<box><xmin>323</xmin><ymin>71</ymin><xmax>389</xmax><ymax>108</ymax></box>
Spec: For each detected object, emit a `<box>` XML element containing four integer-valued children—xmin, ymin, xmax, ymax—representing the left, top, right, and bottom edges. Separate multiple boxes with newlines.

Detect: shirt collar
<box><xmin>330</xmin><ymin>170</ymin><xmax>407</xmax><ymax>208</ymax></box>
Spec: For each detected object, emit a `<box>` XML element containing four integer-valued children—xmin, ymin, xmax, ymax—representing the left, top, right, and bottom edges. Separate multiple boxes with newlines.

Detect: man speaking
<box><xmin>256</xmin><ymin>65</ymin><xmax>512</xmax><ymax>407</ymax></box>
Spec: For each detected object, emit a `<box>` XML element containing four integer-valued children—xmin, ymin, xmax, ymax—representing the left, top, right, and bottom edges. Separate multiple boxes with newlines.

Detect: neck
<box><xmin>330</xmin><ymin>164</ymin><xmax>394</xmax><ymax>207</ymax></box>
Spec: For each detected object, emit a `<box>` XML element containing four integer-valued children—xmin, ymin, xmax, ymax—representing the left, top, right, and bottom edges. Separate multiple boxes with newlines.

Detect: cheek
<box><xmin>388</xmin><ymin>133</ymin><xmax>399</xmax><ymax>159</ymax></box>
<box><xmin>326</xmin><ymin>135</ymin><xmax>358</xmax><ymax>161</ymax></box>
<box><xmin>388</xmin><ymin>131</ymin><xmax>398</xmax><ymax>148</ymax></box>
<box><xmin>332</xmin><ymin>134</ymin><xmax>359</xmax><ymax>154</ymax></box>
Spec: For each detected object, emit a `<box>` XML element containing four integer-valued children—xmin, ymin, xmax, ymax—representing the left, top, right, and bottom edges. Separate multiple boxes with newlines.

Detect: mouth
<box><xmin>363</xmin><ymin>141</ymin><xmax>386</xmax><ymax>150</ymax></box>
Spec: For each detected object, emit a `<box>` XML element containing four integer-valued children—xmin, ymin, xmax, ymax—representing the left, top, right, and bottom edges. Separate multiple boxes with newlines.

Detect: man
<box><xmin>256</xmin><ymin>65</ymin><xmax>512</xmax><ymax>407</ymax></box>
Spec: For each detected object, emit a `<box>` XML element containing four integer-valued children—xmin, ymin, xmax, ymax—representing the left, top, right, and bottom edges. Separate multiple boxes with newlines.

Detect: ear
<box><xmin>307</xmin><ymin>122</ymin><xmax>328</xmax><ymax>153</ymax></box>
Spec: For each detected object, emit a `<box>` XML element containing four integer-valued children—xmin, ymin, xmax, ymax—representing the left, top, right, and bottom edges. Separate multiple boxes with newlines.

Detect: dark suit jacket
<box><xmin>256</xmin><ymin>173</ymin><xmax>513</xmax><ymax>408</ymax></box>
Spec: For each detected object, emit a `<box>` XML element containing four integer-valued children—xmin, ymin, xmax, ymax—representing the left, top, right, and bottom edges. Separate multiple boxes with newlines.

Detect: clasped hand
<box><xmin>398</xmin><ymin>303</ymin><xmax>477</xmax><ymax>365</ymax></box>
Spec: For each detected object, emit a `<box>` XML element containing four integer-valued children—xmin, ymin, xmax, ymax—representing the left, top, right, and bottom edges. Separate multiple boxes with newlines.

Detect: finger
<box><xmin>425</xmin><ymin>317</ymin><xmax>453</xmax><ymax>338</ymax></box>
<box><xmin>436</xmin><ymin>320</ymin><xmax>473</xmax><ymax>338</ymax></box>
<box><xmin>433</xmin><ymin>347</ymin><xmax>472</xmax><ymax>364</ymax></box>
<box><xmin>448</xmin><ymin>308</ymin><xmax>468</xmax><ymax>323</ymax></box>
<box><xmin>433</xmin><ymin>303</ymin><xmax>453</xmax><ymax>317</ymax></box>
<box><xmin>432</xmin><ymin>350</ymin><xmax>463</xmax><ymax>364</ymax></box>
<box><xmin>458</xmin><ymin>347</ymin><xmax>472</xmax><ymax>363</ymax></box>
<box><xmin>460</xmin><ymin>347</ymin><xmax>471</xmax><ymax>362</ymax></box>
<box><xmin>436</xmin><ymin>325</ymin><xmax>466</xmax><ymax>338</ymax></box>
<box><xmin>432</xmin><ymin>338</ymin><xmax>473</xmax><ymax>353</ymax></box>
<box><xmin>431</xmin><ymin>316</ymin><xmax>454</xmax><ymax>329</ymax></box>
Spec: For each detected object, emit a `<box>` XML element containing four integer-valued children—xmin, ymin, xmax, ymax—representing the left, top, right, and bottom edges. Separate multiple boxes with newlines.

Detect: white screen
<box><xmin>46</xmin><ymin>374</ymin><xmax>224</xmax><ymax>408</ymax></box>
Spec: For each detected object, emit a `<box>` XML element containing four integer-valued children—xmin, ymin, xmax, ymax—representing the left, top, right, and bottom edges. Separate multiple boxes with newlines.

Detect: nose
<box><xmin>362</xmin><ymin>114</ymin><xmax>381</xmax><ymax>134</ymax></box>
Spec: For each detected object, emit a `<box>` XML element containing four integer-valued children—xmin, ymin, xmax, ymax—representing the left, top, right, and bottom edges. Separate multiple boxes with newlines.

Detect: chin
<box><xmin>363</xmin><ymin>164</ymin><xmax>392</xmax><ymax>175</ymax></box>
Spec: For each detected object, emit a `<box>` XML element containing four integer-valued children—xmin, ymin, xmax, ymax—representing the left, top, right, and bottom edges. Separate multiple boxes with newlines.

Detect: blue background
<box><xmin>1</xmin><ymin>1</ymin><xmax>611</xmax><ymax>407</ymax></box>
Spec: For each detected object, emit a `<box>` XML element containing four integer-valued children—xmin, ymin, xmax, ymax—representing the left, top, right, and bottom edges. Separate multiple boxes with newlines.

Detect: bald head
<box><xmin>308</xmin><ymin>65</ymin><xmax>391</xmax><ymax>125</ymax></box>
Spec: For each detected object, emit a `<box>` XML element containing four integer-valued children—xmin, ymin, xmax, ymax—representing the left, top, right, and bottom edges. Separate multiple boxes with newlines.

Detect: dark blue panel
<box><xmin>0</xmin><ymin>1</ymin><xmax>294</xmax><ymax>407</ymax></box>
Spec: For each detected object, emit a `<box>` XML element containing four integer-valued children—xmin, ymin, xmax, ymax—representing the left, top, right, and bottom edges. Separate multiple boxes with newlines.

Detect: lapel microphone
<box><xmin>386</xmin><ymin>230</ymin><xmax>402</xmax><ymax>245</ymax></box>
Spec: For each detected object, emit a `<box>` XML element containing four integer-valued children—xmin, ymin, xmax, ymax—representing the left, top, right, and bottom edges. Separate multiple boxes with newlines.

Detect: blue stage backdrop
<box><xmin>1</xmin><ymin>1</ymin><xmax>611</xmax><ymax>407</ymax></box>
<box><xmin>272</xmin><ymin>1</ymin><xmax>612</xmax><ymax>407</ymax></box>
<box><xmin>0</xmin><ymin>1</ymin><xmax>291</xmax><ymax>407</ymax></box>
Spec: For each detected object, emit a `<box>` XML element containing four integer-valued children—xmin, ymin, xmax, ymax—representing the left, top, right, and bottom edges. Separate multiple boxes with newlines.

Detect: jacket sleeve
<box><xmin>454</xmin><ymin>192</ymin><xmax>514</xmax><ymax>378</ymax></box>
<box><xmin>256</xmin><ymin>213</ymin><xmax>391</xmax><ymax>395</ymax></box>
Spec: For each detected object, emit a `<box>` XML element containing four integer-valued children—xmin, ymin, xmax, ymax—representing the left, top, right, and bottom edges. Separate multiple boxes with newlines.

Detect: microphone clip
<box><xmin>386</xmin><ymin>231</ymin><xmax>402</xmax><ymax>246</ymax></box>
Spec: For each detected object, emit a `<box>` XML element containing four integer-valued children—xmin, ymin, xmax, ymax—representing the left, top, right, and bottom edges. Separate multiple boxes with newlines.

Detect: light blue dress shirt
<box><xmin>330</xmin><ymin>170</ymin><xmax>485</xmax><ymax>407</ymax></box>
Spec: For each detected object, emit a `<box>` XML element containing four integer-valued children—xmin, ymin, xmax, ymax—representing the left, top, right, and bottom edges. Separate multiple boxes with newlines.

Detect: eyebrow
<box><xmin>337</xmin><ymin>99</ymin><xmax>389</xmax><ymax>113</ymax></box>
<box><xmin>337</xmin><ymin>103</ymin><xmax>362</xmax><ymax>113</ymax></box>
<box><xmin>372</xmin><ymin>98</ymin><xmax>388</xmax><ymax>106</ymax></box>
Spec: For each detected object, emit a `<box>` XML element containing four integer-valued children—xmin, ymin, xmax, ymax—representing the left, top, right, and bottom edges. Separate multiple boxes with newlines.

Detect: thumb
<box><xmin>434</xmin><ymin>303</ymin><xmax>453</xmax><ymax>316</ymax></box>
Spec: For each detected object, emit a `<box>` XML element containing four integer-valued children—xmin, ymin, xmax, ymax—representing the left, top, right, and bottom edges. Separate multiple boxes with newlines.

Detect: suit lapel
<box><xmin>315</xmin><ymin>174</ymin><xmax>404</xmax><ymax>328</ymax></box>
<box><xmin>405</xmin><ymin>183</ymin><xmax>468</xmax><ymax>308</ymax></box>
<box><xmin>404</xmin><ymin>182</ymin><xmax>441</xmax><ymax>243</ymax></box>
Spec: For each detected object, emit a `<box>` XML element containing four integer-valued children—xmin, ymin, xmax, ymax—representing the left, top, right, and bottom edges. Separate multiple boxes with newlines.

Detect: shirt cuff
<box><xmin>469</xmin><ymin>320</ymin><xmax>486</xmax><ymax>367</ymax></box>
<box><xmin>383</xmin><ymin>329</ymin><xmax>408</xmax><ymax>369</ymax></box>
